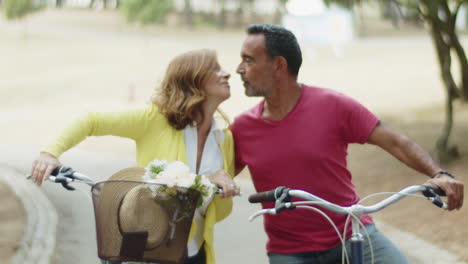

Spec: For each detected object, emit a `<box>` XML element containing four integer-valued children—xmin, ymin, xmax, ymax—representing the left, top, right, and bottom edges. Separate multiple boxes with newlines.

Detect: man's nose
<box><xmin>236</xmin><ymin>64</ymin><xmax>244</xmax><ymax>74</ymax></box>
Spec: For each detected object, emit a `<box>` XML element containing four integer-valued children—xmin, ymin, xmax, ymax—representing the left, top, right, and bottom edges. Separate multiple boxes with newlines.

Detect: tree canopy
<box><xmin>2</xmin><ymin>0</ymin><xmax>37</xmax><ymax>20</ymax></box>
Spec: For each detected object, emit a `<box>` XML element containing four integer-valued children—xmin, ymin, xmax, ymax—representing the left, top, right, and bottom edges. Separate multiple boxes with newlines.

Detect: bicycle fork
<box><xmin>350</xmin><ymin>218</ymin><xmax>364</xmax><ymax>264</ymax></box>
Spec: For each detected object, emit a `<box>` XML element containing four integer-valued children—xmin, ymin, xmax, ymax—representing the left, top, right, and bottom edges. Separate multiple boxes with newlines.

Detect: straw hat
<box><xmin>92</xmin><ymin>167</ymin><xmax>198</xmax><ymax>263</ymax></box>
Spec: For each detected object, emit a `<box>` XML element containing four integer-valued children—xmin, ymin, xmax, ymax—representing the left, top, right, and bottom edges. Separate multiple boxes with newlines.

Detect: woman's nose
<box><xmin>220</xmin><ymin>70</ymin><xmax>230</xmax><ymax>79</ymax></box>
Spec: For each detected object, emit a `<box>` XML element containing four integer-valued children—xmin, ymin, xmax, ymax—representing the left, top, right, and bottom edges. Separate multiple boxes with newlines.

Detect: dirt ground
<box><xmin>0</xmin><ymin>180</ymin><xmax>26</xmax><ymax>260</ymax></box>
<box><xmin>349</xmin><ymin>106</ymin><xmax>468</xmax><ymax>261</ymax></box>
<box><xmin>1</xmin><ymin>7</ymin><xmax>467</xmax><ymax>262</ymax></box>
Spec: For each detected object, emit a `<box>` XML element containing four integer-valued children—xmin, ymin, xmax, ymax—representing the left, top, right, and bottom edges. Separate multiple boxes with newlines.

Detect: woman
<box><xmin>30</xmin><ymin>49</ymin><xmax>240</xmax><ymax>264</ymax></box>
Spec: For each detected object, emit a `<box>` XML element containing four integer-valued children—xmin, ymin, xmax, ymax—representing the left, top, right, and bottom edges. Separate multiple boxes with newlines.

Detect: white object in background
<box><xmin>283</xmin><ymin>0</ymin><xmax>353</xmax><ymax>57</ymax></box>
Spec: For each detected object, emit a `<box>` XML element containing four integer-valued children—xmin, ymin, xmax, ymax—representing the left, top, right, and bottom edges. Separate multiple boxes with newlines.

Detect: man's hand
<box><xmin>425</xmin><ymin>174</ymin><xmax>464</xmax><ymax>211</ymax></box>
<box><xmin>208</xmin><ymin>170</ymin><xmax>240</xmax><ymax>198</ymax></box>
<box><xmin>30</xmin><ymin>152</ymin><xmax>62</xmax><ymax>186</ymax></box>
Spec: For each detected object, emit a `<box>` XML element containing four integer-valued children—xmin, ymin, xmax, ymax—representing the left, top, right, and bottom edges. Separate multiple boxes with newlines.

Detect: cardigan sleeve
<box><xmin>43</xmin><ymin>105</ymin><xmax>154</xmax><ymax>157</ymax></box>
<box><xmin>212</xmin><ymin>128</ymin><xmax>235</xmax><ymax>222</ymax></box>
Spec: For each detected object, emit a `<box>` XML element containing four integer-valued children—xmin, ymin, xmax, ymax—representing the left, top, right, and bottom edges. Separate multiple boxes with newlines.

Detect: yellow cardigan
<box><xmin>43</xmin><ymin>103</ymin><xmax>235</xmax><ymax>264</ymax></box>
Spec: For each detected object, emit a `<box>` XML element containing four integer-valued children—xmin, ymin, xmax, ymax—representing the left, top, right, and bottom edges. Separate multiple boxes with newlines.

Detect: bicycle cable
<box><xmin>343</xmin><ymin>213</ymin><xmax>374</xmax><ymax>264</ymax></box>
<box><xmin>291</xmin><ymin>201</ymin><xmax>350</xmax><ymax>264</ymax></box>
<box><xmin>291</xmin><ymin>201</ymin><xmax>374</xmax><ymax>264</ymax></box>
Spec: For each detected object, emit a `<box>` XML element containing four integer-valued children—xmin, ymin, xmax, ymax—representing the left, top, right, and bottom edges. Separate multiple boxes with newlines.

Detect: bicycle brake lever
<box><xmin>61</xmin><ymin>181</ymin><xmax>75</xmax><ymax>191</ymax></box>
<box><xmin>275</xmin><ymin>202</ymin><xmax>296</xmax><ymax>213</ymax></box>
<box><xmin>248</xmin><ymin>208</ymin><xmax>277</xmax><ymax>222</ymax></box>
<box><xmin>428</xmin><ymin>196</ymin><xmax>447</xmax><ymax>209</ymax></box>
<box><xmin>52</xmin><ymin>175</ymin><xmax>76</xmax><ymax>191</ymax></box>
<box><xmin>422</xmin><ymin>185</ymin><xmax>447</xmax><ymax>209</ymax></box>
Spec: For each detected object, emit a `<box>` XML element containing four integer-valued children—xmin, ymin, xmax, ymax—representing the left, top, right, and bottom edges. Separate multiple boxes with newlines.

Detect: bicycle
<box><xmin>247</xmin><ymin>184</ymin><xmax>447</xmax><ymax>264</ymax></box>
<box><xmin>28</xmin><ymin>166</ymin><xmax>219</xmax><ymax>264</ymax></box>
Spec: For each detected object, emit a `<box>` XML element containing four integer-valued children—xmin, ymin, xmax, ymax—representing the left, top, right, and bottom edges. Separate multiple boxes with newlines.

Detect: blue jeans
<box><xmin>268</xmin><ymin>224</ymin><xmax>409</xmax><ymax>264</ymax></box>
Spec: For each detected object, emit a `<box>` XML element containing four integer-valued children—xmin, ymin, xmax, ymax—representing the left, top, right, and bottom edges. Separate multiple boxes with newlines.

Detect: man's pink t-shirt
<box><xmin>231</xmin><ymin>85</ymin><xmax>380</xmax><ymax>253</ymax></box>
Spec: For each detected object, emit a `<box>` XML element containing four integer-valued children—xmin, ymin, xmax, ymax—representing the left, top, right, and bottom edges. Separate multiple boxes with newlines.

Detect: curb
<box><xmin>378</xmin><ymin>221</ymin><xmax>467</xmax><ymax>264</ymax></box>
<box><xmin>0</xmin><ymin>167</ymin><xmax>58</xmax><ymax>264</ymax></box>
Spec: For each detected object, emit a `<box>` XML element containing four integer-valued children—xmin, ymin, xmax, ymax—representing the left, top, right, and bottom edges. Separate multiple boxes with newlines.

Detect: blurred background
<box><xmin>1</xmin><ymin>0</ymin><xmax>467</xmax><ymax>263</ymax></box>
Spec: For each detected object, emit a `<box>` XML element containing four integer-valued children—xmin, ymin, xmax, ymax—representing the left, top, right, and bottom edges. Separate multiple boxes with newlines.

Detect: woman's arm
<box><xmin>32</xmin><ymin>105</ymin><xmax>153</xmax><ymax>185</ymax></box>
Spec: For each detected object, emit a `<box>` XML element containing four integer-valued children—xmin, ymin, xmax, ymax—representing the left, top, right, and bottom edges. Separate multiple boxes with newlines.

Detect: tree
<box><xmin>2</xmin><ymin>0</ymin><xmax>35</xmax><ymax>20</ymax></box>
<box><xmin>183</xmin><ymin>0</ymin><xmax>194</xmax><ymax>27</ymax></box>
<box><xmin>56</xmin><ymin>0</ymin><xmax>64</xmax><ymax>8</ymax></box>
<box><xmin>273</xmin><ymin>0</ymin><xmax>287</xmax><ymax>25</ymax></box>
<box><xmin>88</xmin><ymin>0</ymin><xmax>121</xmax><ymax>9</ymax></box>
<box><xmin>121</xmin><ymin>0</ymin><xmax>173</xmax><ymax>24</ymax></box>
<box><xmin>417</xmin><ymin>0</ymin><xmax>468</xmax><ymax>162</ymax></box>
<box><xmin>218</xmin><ymin>0</ymin><xmax>227</xmax><ymax>28</ymax></box>
<box><xmin>326</xmin><ymin>0</ymin><xmax>468</xmax><ymax>162</ymax></box>
<box><xmin>235</xmin><ymin>0</ymin><xmax>246</xmax><ymax>27</ymax></box>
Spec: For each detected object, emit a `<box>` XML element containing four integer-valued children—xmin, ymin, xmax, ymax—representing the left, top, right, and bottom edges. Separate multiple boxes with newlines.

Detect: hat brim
<box><xmin>92</xmin><ymin>167</ymin><xmax>198</xmax><ymax>263</ymax></box>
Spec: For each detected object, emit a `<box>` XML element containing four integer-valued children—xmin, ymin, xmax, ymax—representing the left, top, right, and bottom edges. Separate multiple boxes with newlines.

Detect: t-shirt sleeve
<box><xmin>338</xmin><ymin>94</ymin><xmax>380</xmax><ymax>144</ymax></box>
<box><xmin>230</xmin><ymin>118</ymin><xmax>247</xmax><ymax>172</ymax></box>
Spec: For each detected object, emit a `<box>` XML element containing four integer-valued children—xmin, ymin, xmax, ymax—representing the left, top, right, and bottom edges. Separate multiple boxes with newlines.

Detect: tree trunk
<box><xmin>273</xmin><ymin>0</ymin><xmax>285</xmax><ymax>25</ymax></box>
<box><xmin>56</xmin><ymin>0</ymin><xmax>64</xmax><ymax>8</ymax></box>
<box><xmin>184</xmin><ymin>0</ymin><xmax>194</xmax><ymax>27</ymax></box>
<box><xmin>247</xmin><ymin>0</ymin><xmax>257</xmax><ymax>24</ymax></box>
<box><xmin>218</xmin><ymin>0</ymin><xmax>227</xmax><ymax>29</ymax></box>
<box><xmin>449</xmin><ymin>30</ymin><xmax>468</xmax><ymax>99</ymax></box>
<box><xmin>235</xmin><ymin>0</ymin><xmax>245</xmax><ymax>28</ymax></box>
<box><xmin>422</xmin><ymin>0</ymin><xmax>460</xmax><ymax>162</ymax></box>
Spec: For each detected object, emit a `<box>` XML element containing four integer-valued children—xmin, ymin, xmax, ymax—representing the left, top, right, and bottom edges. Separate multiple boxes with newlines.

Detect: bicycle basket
<box><xmin>91</xmin><ymin>179</ymin><xmax>200</xmax><ymax>264</ymax></box>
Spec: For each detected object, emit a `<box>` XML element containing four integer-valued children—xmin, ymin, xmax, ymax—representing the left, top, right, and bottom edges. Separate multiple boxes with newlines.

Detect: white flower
<box><xmin>153</xmin><ymin>172</ymin><xmax>177</xmax><ymax>187</ymax></box>
<box><xmin>141</xmin><ymin>159</ymin><xmax>217</xmax><ymax>209</ymax></box>
<box><xmin>164</xmin><ymin>161</ymin><xmax>190</xmax><ymax>176</ymax></box>
<box><xmin>177</xmin><ymin>172</ymin><xmax>196</xmax><ymax>188</ymax></box>
<box><xmin>144</xmin><ymin>159</ymin><xmax>168</xmax><ymax>179</ymax></box>
<box><xmin>200</xmin><ymin>175</ymin><xmax>214</xmax><ymax>189</ymax></box>
<box><xmin>149</xmin><ymin>159</ymin><xmax>168</xmax><ymax>169</ymax></box>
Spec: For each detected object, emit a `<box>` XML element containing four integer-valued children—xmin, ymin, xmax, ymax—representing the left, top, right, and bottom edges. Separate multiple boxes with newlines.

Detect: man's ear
<box><xmin>274</xmin><ymin>56</ymin><xmax>288</xmax><ymax>74</ymax></box>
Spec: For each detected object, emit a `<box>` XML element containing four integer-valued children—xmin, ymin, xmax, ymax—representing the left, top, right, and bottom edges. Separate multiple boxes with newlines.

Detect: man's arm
<box><xmin>367</xmin><ymin>122</ymin><xmax>464</xmax><ymax>211</ymax></box>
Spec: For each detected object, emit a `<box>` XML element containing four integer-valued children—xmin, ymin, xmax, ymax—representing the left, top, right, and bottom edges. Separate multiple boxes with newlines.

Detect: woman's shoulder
<box><xmin>137</xmin><ymin>103</ymin><xmax>165</xmax><ymax>121</ymax></box>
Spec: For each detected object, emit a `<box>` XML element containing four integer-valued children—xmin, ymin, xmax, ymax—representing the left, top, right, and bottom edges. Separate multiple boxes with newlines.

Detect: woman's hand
<box><xmin>31</xmin><ymin>152</ymin><xmax>62</xmax><ymax>186</ymax></box>
<box><xmin>208</xmin><ymin>170</ymin><xmax>240</xmax><ymax>198</ymax></box>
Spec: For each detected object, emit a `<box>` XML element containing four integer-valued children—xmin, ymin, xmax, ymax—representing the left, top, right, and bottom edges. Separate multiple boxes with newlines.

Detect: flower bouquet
<box><xmin>143</xmin><ymin>159</ymin><xmax>217</xmax><ymax>212</ymax></box>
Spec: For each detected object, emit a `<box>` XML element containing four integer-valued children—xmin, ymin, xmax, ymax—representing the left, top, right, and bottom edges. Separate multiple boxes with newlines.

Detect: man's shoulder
<box><xmin>303</xmin><ymin>84</ymin><xmax>342</xmax><ymax>98</ymax></box>
<box><xmin>231</xmin><ymin>102</ymin><xmax>263</xmax><ymax>133</ymax></box>
<box><xmin>234</xmin><ymin>102</ymin><xmax>262</xmax><ymax>122</ymax></box>
<box><xmin>301</xmin><ymin>85</ymin><xmax>347</xmax><ymax>106</ymax></box>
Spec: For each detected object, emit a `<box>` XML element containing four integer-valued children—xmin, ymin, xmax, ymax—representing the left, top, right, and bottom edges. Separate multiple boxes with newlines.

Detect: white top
<box><xmin>183</xmin><ymin>119</ymin><xmax>224</xmax><ymax>257</ymax></box>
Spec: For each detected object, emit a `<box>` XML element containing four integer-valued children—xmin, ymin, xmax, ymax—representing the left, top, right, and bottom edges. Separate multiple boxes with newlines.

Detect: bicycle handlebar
<box><xmin>49</xmin><ymin>166</ymin><xmax>96</xmax><ymax>190</ymax></box>
<box><xmin>248</xmin><ymin>186</ymin><xmax>290</xmax><ymax>203</ymax></box>
<box><xmin>248</xmin><ymin>184</ymin><xmax>447</xmax><ymax>222</ymax></box>
<box><xmin>30</xmin><ymin>166</ymin><xmax>229</xmax><ymax>195</ymax></box>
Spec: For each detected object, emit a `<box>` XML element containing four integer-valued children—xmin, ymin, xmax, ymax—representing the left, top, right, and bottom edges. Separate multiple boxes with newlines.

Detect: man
<box><xmin>231</xmin><ymin>24</ymin><xmax>464</xmax><ymax>264</ymax></box>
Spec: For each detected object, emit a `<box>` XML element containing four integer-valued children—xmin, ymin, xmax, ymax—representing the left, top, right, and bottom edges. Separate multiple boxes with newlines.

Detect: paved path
<box><xmin>2</xmin><ymin>144</ymin><xmax>467</xmax><ymax>264</ymax></box>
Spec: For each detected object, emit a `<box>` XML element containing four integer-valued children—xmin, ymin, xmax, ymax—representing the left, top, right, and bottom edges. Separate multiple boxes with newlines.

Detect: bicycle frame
<box><xmin>248</xmin><ymin>185</ymin><xmax>447</xmax><ymax>264</ymax></box>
